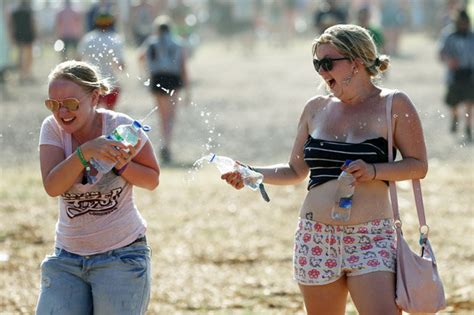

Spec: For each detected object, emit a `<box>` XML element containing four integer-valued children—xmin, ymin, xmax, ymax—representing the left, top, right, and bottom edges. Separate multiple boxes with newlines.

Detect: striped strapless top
<box><xmin>303</xmin><ymin>136</ymin><xmax>396</xmax><ymax>190</ymax></box>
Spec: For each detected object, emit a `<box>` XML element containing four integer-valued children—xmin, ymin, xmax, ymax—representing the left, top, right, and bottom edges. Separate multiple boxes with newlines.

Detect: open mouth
<box><xmin>61</xmin><ymin>117</ymin><xmax>76</xmax><ymax>125</ymax></box>
<box><xmin>327</xmin><ymin>79</ymin><xmax>336</xmax><ymax>89</ymax></box>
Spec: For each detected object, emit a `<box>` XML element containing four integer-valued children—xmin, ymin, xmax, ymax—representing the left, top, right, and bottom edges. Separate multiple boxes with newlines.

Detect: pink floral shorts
<box><xmin>293</xmin><ymin>218</ymin><xmax>396</xmax><ymax>285</ymax></box>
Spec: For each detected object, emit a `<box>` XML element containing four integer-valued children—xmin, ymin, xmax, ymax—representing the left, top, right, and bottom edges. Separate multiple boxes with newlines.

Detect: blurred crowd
<box><xmin>0</xmin><ymin>0</ymin><xmax>473</xmax><ymax>141</ymax></box>
<box><xmin>1</xmin><ymin>0</ymin><xmax>471</xmax><ymax>84</ymax></box>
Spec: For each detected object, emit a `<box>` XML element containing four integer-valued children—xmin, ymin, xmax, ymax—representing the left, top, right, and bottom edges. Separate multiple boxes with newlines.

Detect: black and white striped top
<box><xmin>303</xmin><ymin>135</ymin><xmax>396</xmax><ymax>190</ymax></box>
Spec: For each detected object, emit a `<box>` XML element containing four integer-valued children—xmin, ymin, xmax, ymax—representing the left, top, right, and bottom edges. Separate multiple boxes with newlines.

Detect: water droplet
<box><xmin>144</xmin><ymin>79</ymin><xmax>150</xmax><ymax>86</ymax></box>
<box><xmin>53</xmin><ymin>39</ymin><xmax>65</xmax><ymax>52</ymax></box>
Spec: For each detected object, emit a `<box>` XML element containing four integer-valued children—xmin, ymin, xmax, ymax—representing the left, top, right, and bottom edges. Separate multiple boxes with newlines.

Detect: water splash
<box><xmin>140</xmin><ymin>106</ymin><xmax>158</xmax><ymax>124</ymax></box>
<box><xmin>192</xmin><ymin>154</ymin><xmax>213</xmax><ymax>170</ymax></box>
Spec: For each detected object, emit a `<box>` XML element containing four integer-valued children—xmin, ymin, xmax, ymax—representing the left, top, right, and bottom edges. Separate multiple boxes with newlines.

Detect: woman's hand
<box><xmin>221</xmin><ymin>171</ymin><xmax>245</xmax><ymax>190</ymax></box>
<box><xmin>342</xmin><ymin>159</ymin><xmax>376</xmax><ymax>183</ymax></box>
<box><xmin>115</xmin><ymin>139</ymin><xmax>141</xmax><ymax>169</ymax></box>
<box><xmin>80</xmin><ymin>136</ymin><xmax>128</xmax><ymax>164</ymax></box>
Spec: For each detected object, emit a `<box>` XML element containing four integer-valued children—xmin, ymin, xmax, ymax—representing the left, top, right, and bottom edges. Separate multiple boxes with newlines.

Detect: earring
<box><xmin>354</xmin><ymin>67</ymin><xmax>359</xmax><ymax>74</ymax></box>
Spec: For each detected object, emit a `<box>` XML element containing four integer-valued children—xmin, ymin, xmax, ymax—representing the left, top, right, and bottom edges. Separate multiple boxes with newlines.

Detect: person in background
<box><xmin>439</xmin><ymin>9</ymin><xmax>474</xmax><ymax>142</ymax></box>
<box><xmin>379</xmin><ymin>0</ymin><xmax>406</xmax><ymax>56</ymax></box>
<box><xmin>35</xmin><ymin>60</ymin><xmax>159</xmax><ymax>314</ymax></box>
<box><xmin>221</xmin><ymin>24</ymin><xmax>428</xmax><ymax>315</ymax></box>
<box><xmin>8</xmin><ymin>0</ymin><xmax>36</xmax><ymax>84</ymax></box>
<box><xmin>139</xmin><ymin>15</ymin><xmax>189</xmax><ymax>164</ymax></box>
<box><xmin>356</xmin><ymin>6</ymin><xmax>385</xmax><ymax>53</ymax></box>
<box><xmin>78</xmin><ymin>12</ymin><xmax>125</xmax><ymax>111</ymax></box>
<box><xmin>55</xmin><ymin>0</ymin><xmax>83</xmax><ymax>61</ymax></box>
<box><xmin>85</xmin><ymin>0</ymin><xmax>116</xmax><ymax>32</ymax></box>
<box><xmin>130</xmin><ymin>0</ymin><xmax>157</xmax><ymax>47</ymax></box>
<box><xmin>313</xmin><ymin>0</ymin><xmax>347</xmax><ymax>35</ymax></box>
<box><xmin>36</xmin><ymin>0</ymin><xmax>56</xmax><ymax>49</ymax></box>
<box><xmin>0</xmin><ymin>1</ymin><xmax>11</xmax><ymax>100</ymax></box>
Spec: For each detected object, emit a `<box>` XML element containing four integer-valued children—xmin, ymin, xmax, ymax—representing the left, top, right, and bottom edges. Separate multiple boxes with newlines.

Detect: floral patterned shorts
<box><xmin>293</xmin><ymin>218</ymin><xmax>396</xmax><ymax>285</ymax></box>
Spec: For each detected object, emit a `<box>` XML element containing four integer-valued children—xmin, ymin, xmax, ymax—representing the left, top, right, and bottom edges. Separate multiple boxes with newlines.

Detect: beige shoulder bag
<box><xmin>385</xmin><ymin>91</ymin><xmax>446</xmax><ymax>313</ymax></box>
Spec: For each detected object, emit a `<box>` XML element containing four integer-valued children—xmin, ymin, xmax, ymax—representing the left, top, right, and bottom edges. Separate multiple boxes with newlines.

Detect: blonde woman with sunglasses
<box><xmin>36</xmin><ymin>60</ymin><xmax>160</xmax><ymax>314</ymax></box>
<box><xmin>221</xmin><ymin>24</ymin><xmax>428</xmax><ymax>315</ymax></box>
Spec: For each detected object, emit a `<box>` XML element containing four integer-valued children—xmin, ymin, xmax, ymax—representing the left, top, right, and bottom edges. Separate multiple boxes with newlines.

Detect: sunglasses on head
<box><xmin>313</xmin><ymin>57</ymin><xmax>351</xmax><ymax>72</ymax></box>
<box><xmin>44</xmin><ymin>94</ymin><xmax>88</xmax><ymax>112</ymax></box>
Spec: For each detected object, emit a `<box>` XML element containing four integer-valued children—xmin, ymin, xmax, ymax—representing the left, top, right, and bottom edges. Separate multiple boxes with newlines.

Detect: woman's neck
<box><xmin>339</xmin><ymin>82</ymin><xmax>379</xmax><ymax>106</ymax></box>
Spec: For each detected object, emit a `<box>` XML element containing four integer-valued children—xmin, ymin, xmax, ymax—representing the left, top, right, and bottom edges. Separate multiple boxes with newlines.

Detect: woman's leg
<box><xmin>36</xmin><ymin>250</ymin><xmax>92</xmax><ymax>315</ymax></box>
<box><xmin>465</xmin><ymin>102</ymin><xmax>473</xmax><ymax>141</ymax></box>
<box><xmin>298</xmin><ymin>277</ymin><xmax>348</xmax><ymax>315</ymax></box>
<box><xmin>347</xmin><ymin>271</ymin><xmax>400</xmax><ymax>315</ymax></box>
<box><xmin>90</xmin><ymin>242</ymin><xmax>151</xmax><ymax>315</ymax></box>
<box><xmin>154</xmin><ymin>93</ymin><xmax>177</xmax><ymax>162</ymax></box>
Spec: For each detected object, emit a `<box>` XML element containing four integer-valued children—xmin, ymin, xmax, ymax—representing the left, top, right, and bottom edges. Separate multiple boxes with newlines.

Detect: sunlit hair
<box><xmin>312</xmin><ymin>24</ymin><xmax>390</xmax><ymax>78</ymax></box>
<box><xmin>48</xmin><ymin>60</ymin><xmax>111</xmax><ymax>95</ymax></box>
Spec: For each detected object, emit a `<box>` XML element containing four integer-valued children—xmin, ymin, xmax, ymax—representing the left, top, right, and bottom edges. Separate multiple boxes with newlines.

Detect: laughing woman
<box><xmin>36</xmin><ymin>60</ymin><xmax>159</xmax><ymax>315</ymax></box>
<box><xmin>221</xmin><ymin>24</ymin><xmax>427</xmax><ymax>315</ymax></box>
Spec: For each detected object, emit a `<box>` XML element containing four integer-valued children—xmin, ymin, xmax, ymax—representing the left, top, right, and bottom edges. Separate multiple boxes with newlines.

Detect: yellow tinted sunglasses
<box><xmin>44</xmin><ymin>98</ymin><xmax>81</xmax><ymax>112</ymax></box>
<box><xmin>44</xmin><ymin>93</ymin><xmax>90</xmax><ymax>112</ymax></box>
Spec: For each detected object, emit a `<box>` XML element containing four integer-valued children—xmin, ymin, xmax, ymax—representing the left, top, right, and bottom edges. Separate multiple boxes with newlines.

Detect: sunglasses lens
<box><xmin>45</xmin><ymin>99</ymin><xmax>59</xmax><ymax>112</ymax></box>
<box><xmin>321</xmin><ymin>59</ymin><xmax>332</xmax><ymax>71</ymax></box>
<box><xmin>62</xmin><ymin>99</ymin><xmax>80</xmax><ymax>111</ymax></box>
<box><xmin>313</xmin><ymin>59</ymin><xmax>320</xmax><ymax>72</ymax></box>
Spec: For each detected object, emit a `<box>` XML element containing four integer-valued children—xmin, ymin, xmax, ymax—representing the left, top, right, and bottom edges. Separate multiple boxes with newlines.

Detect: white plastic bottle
<box><xmin>90</xmin><ymin>120</ymin><xmax>150</xmax><ymax>173</ymax></box>
<box><xmin>331</xmin><ymin>160</ymin><xmax>355</xmax><ymax>222</ymax></box>
<box><xmin>208</xmin><ymin>153</ymin><xmax>270</xmax><ymax>202</ymax></box>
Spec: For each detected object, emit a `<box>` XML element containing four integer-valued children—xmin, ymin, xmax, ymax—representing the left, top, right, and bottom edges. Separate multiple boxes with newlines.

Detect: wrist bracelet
<box><xmin>76</xmin><ymin>147</ymin><xmax>90</xmax><ymax>171</ymax></box>
<box><xmin>76</xmin><ymin>147</ymin><xmax>95</xmax><ymax>184</ymax></box>
<box><xmin>371</xmin><ymin>163</ymin><xmax>377</xmax><ymax>180</ymax></box>
<box><xmin>113</xmin><ymin>163</ymin><xmax>129</xmax><ymax>176</ymax></box>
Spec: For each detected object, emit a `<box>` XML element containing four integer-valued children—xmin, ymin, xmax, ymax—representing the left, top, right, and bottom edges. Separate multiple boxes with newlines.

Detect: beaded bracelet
<box><xmin>76</xmin><ymin>147</ymin><xmax>94</xmax><ymax>184</ymax></box>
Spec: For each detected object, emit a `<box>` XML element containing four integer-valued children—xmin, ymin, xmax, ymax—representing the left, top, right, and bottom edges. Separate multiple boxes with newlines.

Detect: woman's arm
<box><xmin>40</xmin><ymin>144</ymin><xmax>88</xmax><ymax>197</ymax></box>
<box><xmin>347</xmin><ymin>91</ymin><xmax>428</xmax><ymax>182</ymax></box>
<box><xmin>117</xmin><ymin>140</ymin><xmax>160</xmax><ymax>190</ymax></box>
<box><xmin>40</xmin><ymin>137</ymin><xmax>133</xmax><ymax>197</ymax></box>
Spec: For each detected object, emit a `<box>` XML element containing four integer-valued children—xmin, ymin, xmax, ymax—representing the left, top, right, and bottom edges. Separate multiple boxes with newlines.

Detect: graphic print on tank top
<box><xmin>62</xmin><ymin>186</ymin><xmax>124</xmax><ymax>218</ymax></box>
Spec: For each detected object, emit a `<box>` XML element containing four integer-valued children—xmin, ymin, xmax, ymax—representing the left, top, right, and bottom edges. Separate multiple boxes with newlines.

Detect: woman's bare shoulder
<box><xmin>304</xmin><ymin>94</ymin><xmax>333</xmax><ymax>113</ymax></box>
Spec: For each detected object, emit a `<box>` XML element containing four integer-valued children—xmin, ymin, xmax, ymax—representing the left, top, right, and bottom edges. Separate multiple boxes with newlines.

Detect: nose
<box><xmin>58</xmin><ymin>104</ymin><xmax>71</xmax><ymax>114</ymax></box>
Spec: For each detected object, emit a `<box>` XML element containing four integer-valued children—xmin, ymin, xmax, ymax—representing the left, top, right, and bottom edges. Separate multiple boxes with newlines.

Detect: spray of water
<box><xmin>140</xmin><ymin>106</ymin><xmax>158</xmax><ymax>124</ymax></box>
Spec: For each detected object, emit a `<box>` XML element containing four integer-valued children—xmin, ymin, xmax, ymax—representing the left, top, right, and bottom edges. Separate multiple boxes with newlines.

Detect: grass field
<box><xmin>0</xmin><ymin>32</ymin><xmax>473</xmax><ymax>314</ymax></box>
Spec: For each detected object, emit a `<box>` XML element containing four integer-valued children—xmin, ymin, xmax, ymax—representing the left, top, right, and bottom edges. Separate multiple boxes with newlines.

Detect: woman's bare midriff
<box><xmin>299</xmin><ymin>180</ymin><xmax>393</xmax><ymax>225</ymax></box>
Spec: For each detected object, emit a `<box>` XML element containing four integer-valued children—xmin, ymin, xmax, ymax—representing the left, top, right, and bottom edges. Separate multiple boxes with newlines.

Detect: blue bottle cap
<box><xmin>338</xmin><ymin>197</ymin><xmax>352</xmax><ymax>208</ymax></box>
<box><xmin>133</xmin><ymin>120</ymin><xmax>151</xmax><ymax>132</ymax></box>
<box><xmin>344</xmin><ymin>160</ymin><xmax>352</xmax><ymax>167</ymax></box>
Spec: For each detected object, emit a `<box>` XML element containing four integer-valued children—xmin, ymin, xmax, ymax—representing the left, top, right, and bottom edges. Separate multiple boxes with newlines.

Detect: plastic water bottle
<box><xmin>331</xmin><ymin>160</ymin><xmax>355</xmax><ymax>221</ymax></box>
<box><xmin>90</xmin><ymin>120</ymin><xmax>150</xmax><ymax>173</ymax></box>
<box><xmin>208</xmin><ymin>153</ymin><xmax>270</xmax><ymax>202</ymax></box>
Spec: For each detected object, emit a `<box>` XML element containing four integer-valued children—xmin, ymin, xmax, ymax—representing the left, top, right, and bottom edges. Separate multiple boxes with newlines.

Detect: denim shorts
<box><xmin>36</xmin><ymin>237</ymin><xmax>151</xmax><ymax>315</ymax></box>
<box><xmin>294</xmin><ymin>218</ymin><xmax>396</xmax><ymax>285</ymax></box>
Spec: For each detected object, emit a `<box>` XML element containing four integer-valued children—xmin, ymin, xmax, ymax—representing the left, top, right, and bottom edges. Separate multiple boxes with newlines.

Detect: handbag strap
<box><xmin>385</xmin><ymin>91</ymin><xmax>428</xmax><ymax>229</ymax></box>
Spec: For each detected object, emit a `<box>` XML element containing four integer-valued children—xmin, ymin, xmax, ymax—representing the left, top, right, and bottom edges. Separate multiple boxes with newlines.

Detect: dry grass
<box><xmin>0</xmin><ymin>33</ymin><xmax>473</xmax><ymax>314</ymax></box>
